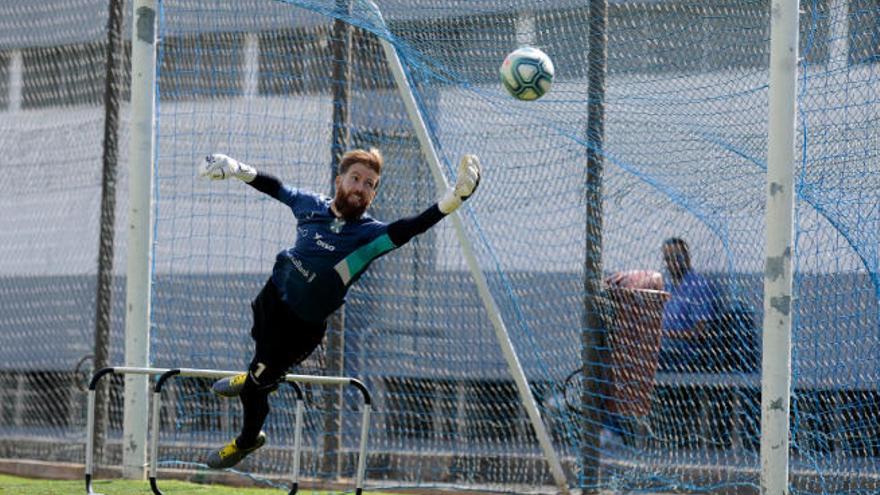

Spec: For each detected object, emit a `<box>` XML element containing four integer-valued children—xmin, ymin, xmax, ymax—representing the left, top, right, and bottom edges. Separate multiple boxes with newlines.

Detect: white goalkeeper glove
<box><xmin>438</xmin><ymin>154</ymin><xmax>481</xmax><ymax>214</ymax></box>
<box><xmin>199</xmin><ymin>153</ymin><xmax>257</xmax><ymax>182</ymax></box>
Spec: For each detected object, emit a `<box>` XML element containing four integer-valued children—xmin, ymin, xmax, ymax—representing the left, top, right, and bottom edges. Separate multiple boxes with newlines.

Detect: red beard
<box><xmin>333</xmin><ymin>188</ymin><xmax>368</xmax><ymax>220</ymax></box>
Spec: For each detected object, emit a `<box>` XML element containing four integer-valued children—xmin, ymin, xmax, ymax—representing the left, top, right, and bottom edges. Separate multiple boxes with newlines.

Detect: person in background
<box><xmin>656</xmin><ymin>237</ymin><xmax>728</xmax><ymax>449</ymax></box>
<box><xmin>659</xmin><ymin>237</ymin><xmax>719</xmax><ymax>371</ymax></box>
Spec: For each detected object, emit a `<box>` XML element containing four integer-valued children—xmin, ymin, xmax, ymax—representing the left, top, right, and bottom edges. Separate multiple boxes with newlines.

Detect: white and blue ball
<box><xmin>499</xmin><ymin>46</ymin><xmax>554</xmax><ymax>101</ymax></box>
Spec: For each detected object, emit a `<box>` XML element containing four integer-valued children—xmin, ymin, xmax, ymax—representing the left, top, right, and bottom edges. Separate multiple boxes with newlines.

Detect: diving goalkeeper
<box><xmin>198</xmin><ymin>148</ymin><xmax>480</xmax><ymax>469</ymax></box>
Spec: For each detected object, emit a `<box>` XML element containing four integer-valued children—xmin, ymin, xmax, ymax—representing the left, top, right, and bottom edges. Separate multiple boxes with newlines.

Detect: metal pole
<box><xmin>322</xmin><ymin>0</ymin><xmax>353</xmax><ymax>480</ymax></box>
<box><xmin>242</xmin><ymin>33</ymin><xmax>259</xmax><ymax>98</ymax></box>
<box><xmin>8</xmin><ymin>50</ymin><xmax>22</xmax><ymax>112</ymax></box>
<box><xmin>369</xmin><ymin>3</ymin><xmax>569</xmax><ymax>492</ymax></box>
<box><xmin>289</xmin><ymin>398</ymin><xmax>305</xmax><ymax>494</ymax></box>
<box><xmin>124</xmin><ymin>0</ymin><xmax>158</xmax><ymax>479</ymax></box>
<box><xmin>582</xmin><ymin>0</ymin><xmax>608</xmax><ymax>491</ymax></box>
<box><xmin>827</xmin><ymin>0</ymin><xmax>849</xmax><ymax>71</ymax></box>
<box><xmin>85</xmin><ymin>390</ymin><xmax>97</xmax><ymax>494</ymax></box>
<box><xmin>147</xmin><ymin>385</ymin><xmax>163</xmax><ymax>495</ymax></box>
<box><xmin>92</xmin><ymin>0</ymin><xmax>125</xmax><ymax>466</ymax></box>
<box><xmin>354</xmin><ymin>404</ymin><xmax>372</xmax><ymax>495</ymax></box>
<box><xmin>762</xmin><ymin>0</ymin><xmax>799</xmax><ymax>494</ymax></box>
<box><xmin>148</xmin><ymin>369</ymin><xmax>180</xmax><ymax>495</ymax></box>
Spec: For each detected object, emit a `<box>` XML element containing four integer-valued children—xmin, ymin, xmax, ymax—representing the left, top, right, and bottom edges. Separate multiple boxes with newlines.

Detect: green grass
<box><xmin>0</xmin><ymin>474</ymin><xmax>402</xmax><ymax>495</ymax></box>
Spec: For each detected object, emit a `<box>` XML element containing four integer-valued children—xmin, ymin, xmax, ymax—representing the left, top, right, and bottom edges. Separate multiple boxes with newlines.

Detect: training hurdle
<box><xmin>85</xmin><ymin>366</ymin><xmax>373</xmax><ymax>495</ymax></box>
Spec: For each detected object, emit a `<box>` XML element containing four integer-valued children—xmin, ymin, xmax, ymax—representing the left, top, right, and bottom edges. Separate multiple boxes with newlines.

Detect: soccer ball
<box><xmin>499</xmin><ymin>46</ymin><xmax>554</xmax><ymax>101</ymax></box>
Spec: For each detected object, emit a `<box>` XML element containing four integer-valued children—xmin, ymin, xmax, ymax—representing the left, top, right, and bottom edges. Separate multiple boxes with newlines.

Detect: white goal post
<box><xmin>123</xmin><ymin>0</ymin><xmax>159</xmax><ymax>479</ymax></box>
<box><xmin>762</xmin><ymin>0</ymin><xmax>799</xmax><ymax>494</ymax></box>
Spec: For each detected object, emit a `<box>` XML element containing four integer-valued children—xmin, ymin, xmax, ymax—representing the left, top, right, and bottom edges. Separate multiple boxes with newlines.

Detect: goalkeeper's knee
<box><xmin>242</xmin><ymin>365</ymin><xmax>283</xmax><ymax>394</ymax></box>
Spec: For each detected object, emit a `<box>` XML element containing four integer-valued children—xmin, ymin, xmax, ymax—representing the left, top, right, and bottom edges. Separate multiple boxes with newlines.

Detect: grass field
<box><xmin>0</xmin><ymin>474</ymin><xmax>402</xmax><ymax>495</ymax></box>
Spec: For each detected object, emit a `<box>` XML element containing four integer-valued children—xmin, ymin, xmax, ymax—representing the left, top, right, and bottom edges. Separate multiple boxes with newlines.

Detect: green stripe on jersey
<box><xmin>333</xmin><ymin>233</ymin><xmax>396</xmax><ymax>285</ymax></box>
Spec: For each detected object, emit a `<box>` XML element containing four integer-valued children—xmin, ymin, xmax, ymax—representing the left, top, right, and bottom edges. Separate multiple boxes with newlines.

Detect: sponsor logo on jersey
<box><xmin>289</xmin><ymin>256</ymin><xmax>316</xmax><ymax>283</ymax></box>
<box><xmin>314</xmin><ymin>232</ymin><xmax>336</xmax><ymax>251</ymax></box>
<box><xmin>330</xmin><ymin>217</ymin><xmax>346</xmax><ymax>234</ymax></box>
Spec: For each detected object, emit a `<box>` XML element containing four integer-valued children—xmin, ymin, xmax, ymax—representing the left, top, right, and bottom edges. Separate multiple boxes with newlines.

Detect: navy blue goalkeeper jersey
<box><xmin>270</xmin><ymin>185</ymin><xmax>397</xmax><ymax>321</ymax></box>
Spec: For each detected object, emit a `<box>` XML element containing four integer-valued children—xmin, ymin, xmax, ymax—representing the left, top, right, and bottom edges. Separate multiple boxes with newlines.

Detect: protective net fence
<box><xmin>0</xmin><ymin>0</ymin><xmax>128</xmax><ymax>465</ymax></box>
<box><xmin>0</xmin><ymin>0</ymin><xmax>878</xmax><ymax>494</ymax></box>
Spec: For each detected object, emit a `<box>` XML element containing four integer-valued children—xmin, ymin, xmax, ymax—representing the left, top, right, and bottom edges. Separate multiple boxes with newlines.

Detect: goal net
<box><xmin>0</xmin><ymin>0</ymin><xmax>878</xmax><ymax>494</ymax></box>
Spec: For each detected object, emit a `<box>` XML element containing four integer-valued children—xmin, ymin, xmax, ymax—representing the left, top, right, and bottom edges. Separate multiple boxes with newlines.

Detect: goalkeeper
<box><xmin>198</xmin><ymin>148</ymin><xmax>480</xmax><ymax>469</ymax></box>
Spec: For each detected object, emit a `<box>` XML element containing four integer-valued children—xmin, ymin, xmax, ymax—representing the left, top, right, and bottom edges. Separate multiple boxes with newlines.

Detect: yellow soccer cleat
<box><xmin>206</xmin><ymin>431</ymin><xmax>267</xmax><ymax>469</ymax></box>
<box><xmin>212</xmin><ymin>373</ymin><xmax>248</xmax><ymax>397</ymax></box>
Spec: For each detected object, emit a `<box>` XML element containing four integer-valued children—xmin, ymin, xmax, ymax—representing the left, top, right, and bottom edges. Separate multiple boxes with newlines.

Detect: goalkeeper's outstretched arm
<box><xmin>199</xmin><ymin>152</ymin><xmax>482</xmax><ymax>244</ymax></box>
<box><xmin>387</xmin><ymin>154</ymin><xmax>481</xmax><ymax>246</ymax></box>
<box><xmin>247</xmin><ymin>172</ymin><xmax>282</xmax><ymax>197</ymax></box>
<box><xmin>200</xmin><ymin>153</ymin><xmax>284</xmax><ymax>198</ymax></box>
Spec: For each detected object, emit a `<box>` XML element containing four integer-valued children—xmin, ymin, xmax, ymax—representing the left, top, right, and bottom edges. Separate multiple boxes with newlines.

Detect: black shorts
<box><xmin>247</xmin><ymin>278</ymin><xmax>327</xmax><ymax>386</ymax></box>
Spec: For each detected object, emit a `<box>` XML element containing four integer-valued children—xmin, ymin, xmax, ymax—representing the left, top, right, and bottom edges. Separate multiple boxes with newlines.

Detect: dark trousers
<box><xmin>238</xmin><ymin>278</ymin><xmax>326</xmax><ymax>446</ymax></box>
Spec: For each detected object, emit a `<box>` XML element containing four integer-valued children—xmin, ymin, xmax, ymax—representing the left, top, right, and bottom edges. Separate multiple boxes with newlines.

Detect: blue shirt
<box><xmin>660</xmin><ymin>269</ymin><xmax>718</xmax><ymax>362</ymax></box>
<box><xmin>270</xmin><ymin>186</ymin><xmax>396</xmax><ymax>321</ymax></box>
